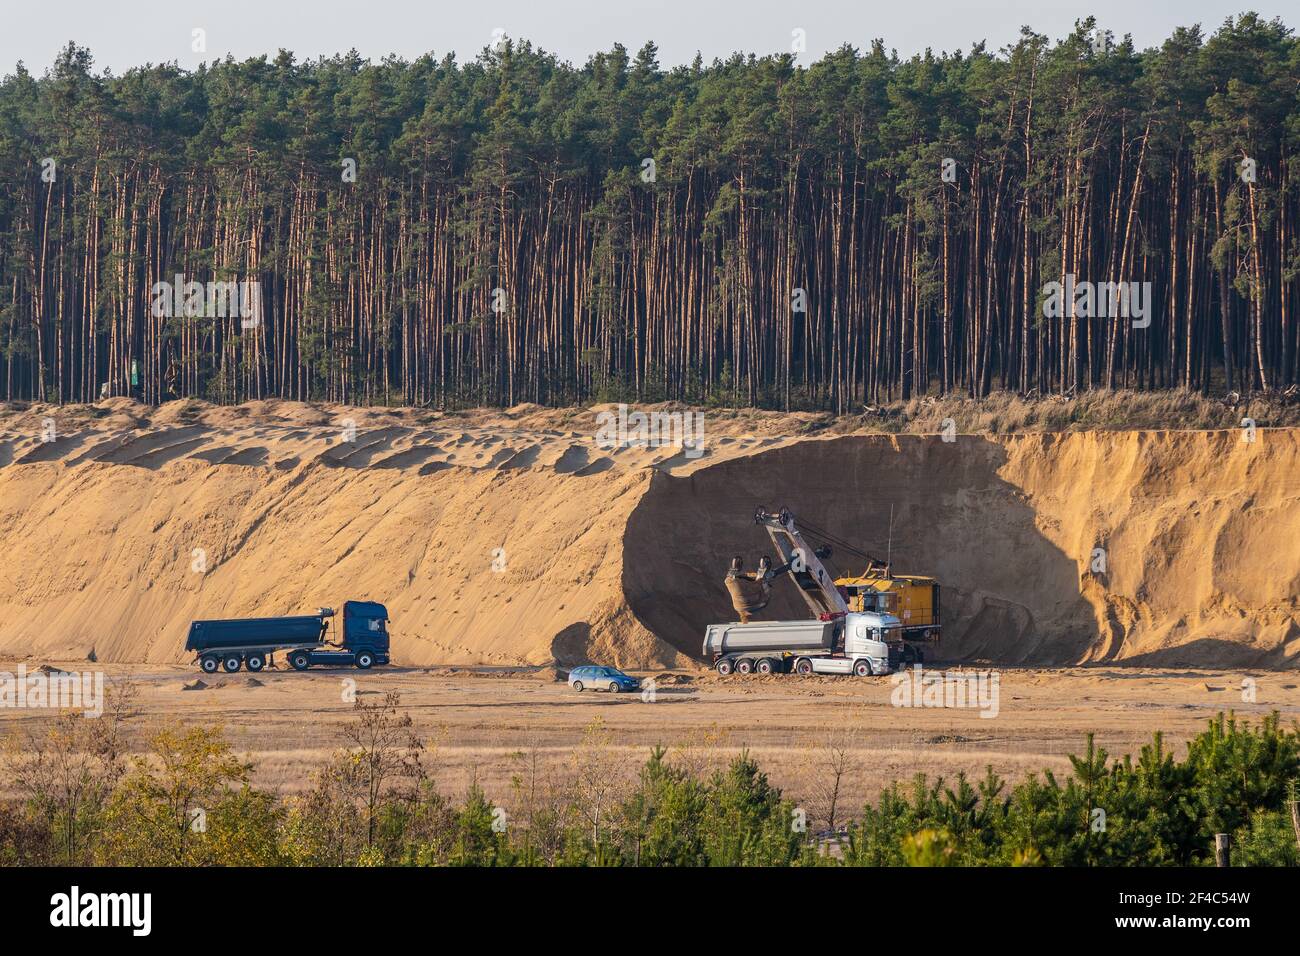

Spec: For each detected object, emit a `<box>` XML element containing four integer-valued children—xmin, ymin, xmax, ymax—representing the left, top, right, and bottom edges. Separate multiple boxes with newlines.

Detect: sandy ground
<box><xmin>3</xmin><ymin>661</ymin><xmax>1296</xmax><ymax>817</ymax></box>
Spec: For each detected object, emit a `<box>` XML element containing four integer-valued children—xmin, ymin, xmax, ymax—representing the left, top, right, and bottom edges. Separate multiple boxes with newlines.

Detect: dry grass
<box><xmin>706</xmin><ymin>387</ymin><xmax>1300</xmax><ymax>437</ymax></box>
<box><xmin>5</xmin><ymin>387</ymin><xmax>1296</xmax><ymax>439</ymax></box>
<box><xmin>880</xmin><ymin>388</ymin><xmax>1300</xmax><ymax>435</ymax></box>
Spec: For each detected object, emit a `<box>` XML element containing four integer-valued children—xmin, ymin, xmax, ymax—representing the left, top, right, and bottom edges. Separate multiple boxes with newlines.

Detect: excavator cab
<box><xmin>843</xmin><ymin>586</ymin><xmax>898</xmax><ymax>615</ymax></box>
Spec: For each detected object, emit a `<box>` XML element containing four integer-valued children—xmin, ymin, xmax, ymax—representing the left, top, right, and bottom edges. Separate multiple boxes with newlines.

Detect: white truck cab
<box><xmin>786</xmin><ymin>611</ymin><xmax>897</xmax><ymax>676</ymax></box>
<box><xmin>840</xmin><ymin>610</ymin><xmax>897</xmax><ymax>675</ymax></box>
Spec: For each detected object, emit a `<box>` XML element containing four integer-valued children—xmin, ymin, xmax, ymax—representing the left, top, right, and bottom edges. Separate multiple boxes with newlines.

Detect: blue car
<box><xmin>568</xmin><ymin>665</ymin><xmax>641</xmax><ymax>694</ymax></box>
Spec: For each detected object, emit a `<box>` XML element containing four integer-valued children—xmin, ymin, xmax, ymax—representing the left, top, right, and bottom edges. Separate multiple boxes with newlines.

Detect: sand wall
<box><xmin>0</xmin><ymin>402</ymin><xmax>1296</xmax><ymax>668</ymax></box>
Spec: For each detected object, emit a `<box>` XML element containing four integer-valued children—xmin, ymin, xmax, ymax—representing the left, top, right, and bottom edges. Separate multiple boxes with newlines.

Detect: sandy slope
<box><xmin>0</xmin><ymin>399</ymin><xmax>1296</xmax><ymax>668</ymax></box>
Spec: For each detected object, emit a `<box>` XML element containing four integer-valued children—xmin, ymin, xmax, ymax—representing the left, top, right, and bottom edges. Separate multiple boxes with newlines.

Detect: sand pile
<box><xmin>0</xmin><ymin>400</ymin><xmax>1296</xmax><ymax>668</ymax></box>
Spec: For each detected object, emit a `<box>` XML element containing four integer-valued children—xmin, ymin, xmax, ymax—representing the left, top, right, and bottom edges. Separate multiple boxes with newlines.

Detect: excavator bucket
<box><xmin>725</xmin><ymin>556</ymin><xmax>772</xmax><ymax>623</ymax></box>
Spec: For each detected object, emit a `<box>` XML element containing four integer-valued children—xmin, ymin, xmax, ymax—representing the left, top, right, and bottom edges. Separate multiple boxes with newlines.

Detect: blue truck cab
<box><xmin>186</xmin><ymin>601</ymin><xmax>392</xmax><ymax>673</ymax></box>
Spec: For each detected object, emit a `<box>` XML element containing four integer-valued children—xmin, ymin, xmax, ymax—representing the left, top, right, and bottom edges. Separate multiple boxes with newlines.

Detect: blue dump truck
<box><xmin>185</xmin><ymin>601</ymin><xmax>391</xmax><ymax>673</ymax></box>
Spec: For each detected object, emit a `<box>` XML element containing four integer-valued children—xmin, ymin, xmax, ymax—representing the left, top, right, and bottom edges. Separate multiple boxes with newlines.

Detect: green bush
<box><xmin>5</xmin><ymin>709</ymin><xmax>1297</xmax><ymax>866</ymax></box>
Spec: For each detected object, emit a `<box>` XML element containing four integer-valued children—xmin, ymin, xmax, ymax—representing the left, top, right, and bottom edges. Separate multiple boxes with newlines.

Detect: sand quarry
<box><xmin>0</xmin><ymin>399</ymin><xmax>1297</xmax><ymax>803</ymax></box>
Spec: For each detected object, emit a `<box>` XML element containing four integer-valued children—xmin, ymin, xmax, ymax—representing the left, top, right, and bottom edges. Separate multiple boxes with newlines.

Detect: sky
<box><xmin>2</xmin><ymin>0</ymin><xmax>1291</xmax><ymax>75</ymax></box>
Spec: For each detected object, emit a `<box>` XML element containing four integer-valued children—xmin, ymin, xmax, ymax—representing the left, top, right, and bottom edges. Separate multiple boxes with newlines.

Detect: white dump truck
<box><xmin>704</xmin><ymin>508</ymin><xmax>898</xmax><ymax>677</ymax></box>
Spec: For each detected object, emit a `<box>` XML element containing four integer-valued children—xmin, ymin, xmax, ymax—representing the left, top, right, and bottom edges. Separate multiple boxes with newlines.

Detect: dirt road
<box><xmin>3</xmin><ymin>662</ymin><xmax>1295</xmax><ymax>816</ymax></box>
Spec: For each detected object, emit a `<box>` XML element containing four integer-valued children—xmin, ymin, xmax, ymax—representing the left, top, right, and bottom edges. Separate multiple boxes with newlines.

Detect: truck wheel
<box><xmin>222</xmin><ymin>655</ymin><xmax>242</xmax><ymax>673</ymax></box>
<box><xmin>854</xmin><ymin>659</ymin><xmax>873</xmax><ymax>677</ymax></box>
<box><xmin>715</xmin><ymin>659</ymin><xmax>733</xmax><ymax>676</ymax></box>
<box><xmin>607</xmin><ymin>681</ymin><xmax>620</xmax><ymax>694</ymax></box>
<box><xmin>756</xmin><ymin>658</ymin><xmax>774</xmax><ymax>675</ymax></box>
<box><xmin>246</xmin><ymin>654</ymin><xmax>265</xmax><ymax>672</ymax></box>
<box><xmin>355</xmin><ymin>651</ymin><xmax>374</xmax><ymax>669</ymax></box>
<box><xmin>794</xmin><ymin>658</ymin><xmax>813</xmax><ymax>676</ymax></box>
<box><xmin>735</xmin><ymin>659</ymin><xmax>754</xmax><ymax>675</ymax></box>
<box><xmin>915</xmin><ymin>648</ymin><xmax>926</xmax><ymax>664</ymax></box>
<box><xmin>200</xmin><ymin>655</ymin><xmax>219</xmax><ymax>674</ymax></box>
<box><xmin>572</xmin><ymin>680</ymin><xmax>584</xmax><ymax>692</ymax></box>
<box><xmin>289</xmin><ymin>652</ymin><xmax>310</xmax><ymax>671</ymax></box>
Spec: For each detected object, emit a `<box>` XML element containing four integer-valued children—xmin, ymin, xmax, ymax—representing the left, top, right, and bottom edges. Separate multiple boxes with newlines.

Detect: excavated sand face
<box><xmin>626</xmin><ymin>430</ymin><xmax>1300</xmax><ymax>667</ymax></box>
<box><xmin>0</xmin><ymin>400</ymin><xmax>1296</xmax><ymax>669</ymax></box>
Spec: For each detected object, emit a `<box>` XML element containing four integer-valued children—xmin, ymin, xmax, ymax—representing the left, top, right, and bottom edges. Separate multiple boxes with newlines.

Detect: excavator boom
<box><xmin>753</xmin><ymin>507</ymin><xmax>849</xmax><ymax>619</ymax></box>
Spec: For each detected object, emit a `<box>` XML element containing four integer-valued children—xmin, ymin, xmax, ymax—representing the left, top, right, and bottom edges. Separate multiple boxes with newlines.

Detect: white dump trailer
<box><xmin>704</xmin><ymin>618</ymin><xmax>837</xmax><ymax>655</ymax></box>
<box><xmin>703</xmin><ymin>614</ymin><xmax>894</xmax><ymax>676</ymax></box>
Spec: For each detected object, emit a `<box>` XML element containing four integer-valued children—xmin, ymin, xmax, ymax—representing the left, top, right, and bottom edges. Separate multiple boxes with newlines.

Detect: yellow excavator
<box><xmin>837</xmin><ymin>568</ymin><xmax>940</xmax><ymax>641</ymax></box>
<box><xmin>784</xmin><ymin>514</ymin><xmax>942</xmax><ymax>665</ymax></box>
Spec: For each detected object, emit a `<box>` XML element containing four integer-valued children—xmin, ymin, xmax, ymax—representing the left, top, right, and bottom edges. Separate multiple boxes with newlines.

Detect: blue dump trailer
<box><xmin>185</xmin><ymin>601</ymin><xmax>391</xmax><ymax>673</ymax></box>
